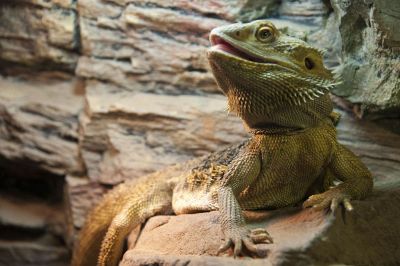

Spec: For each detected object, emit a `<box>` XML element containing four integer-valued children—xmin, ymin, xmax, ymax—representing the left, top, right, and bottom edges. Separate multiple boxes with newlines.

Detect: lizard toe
<box><xmin>233</xmin><ymin>238</ymin><xmax>243</xmax><ymax>257</ymax></box>
<box><xmin>249</xmin><ymin>228</ymin><xmax>273</xmax><ymax>243</ymax></box>
<box><xmin>243</xmin><ymin>239</ymin><xmax>269</xmax><ymax>257</ymax></box>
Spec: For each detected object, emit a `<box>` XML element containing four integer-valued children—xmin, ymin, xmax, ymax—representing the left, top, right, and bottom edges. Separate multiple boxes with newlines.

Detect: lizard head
<box><xmin>207</xmin><ymin>20</ymin><xmax>338</xmax><ymax>130</ymax></box>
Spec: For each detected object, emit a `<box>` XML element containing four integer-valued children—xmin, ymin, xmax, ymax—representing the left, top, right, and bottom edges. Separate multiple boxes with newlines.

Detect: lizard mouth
<box><xmin>209</xmin><ymin>34</ymin><xmax>264</xmax><ymax>63</ymax></box>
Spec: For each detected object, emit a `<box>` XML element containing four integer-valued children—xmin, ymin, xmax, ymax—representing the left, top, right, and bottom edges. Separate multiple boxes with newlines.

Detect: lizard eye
<box><xmin>256</xmin><ymin>26</ymin><xmax>275</xmax><ymax>42</ymax></box>
<box><xmin>305</xmin><ymin>57</ymin><xmax>314</xmax><ymax>70</ymax></box>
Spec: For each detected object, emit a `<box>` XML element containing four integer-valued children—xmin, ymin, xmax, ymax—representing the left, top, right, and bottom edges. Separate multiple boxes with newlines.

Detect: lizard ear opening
<box><xmin>305</xmin><ymin>57</ymin><xmax>314</xmax><ymax>70</ymax></box>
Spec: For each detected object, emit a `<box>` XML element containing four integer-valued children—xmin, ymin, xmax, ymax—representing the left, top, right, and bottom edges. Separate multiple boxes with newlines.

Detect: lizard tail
<box><xmin>71</xmin><ymin>173</ymin><xmax>175</xmax><ymax>266</ymax></box>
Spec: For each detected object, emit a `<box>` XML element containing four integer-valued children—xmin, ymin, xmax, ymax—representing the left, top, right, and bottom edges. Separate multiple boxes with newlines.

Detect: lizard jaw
<box><xmin>209</xmin><ymin>35</ymin><xmax>264</xmax><ymax>63</ymax></box>
<box><xmin>208</xmin><ymin>31</ymin><xmax>303</xmax><ymax>73</ymax></box>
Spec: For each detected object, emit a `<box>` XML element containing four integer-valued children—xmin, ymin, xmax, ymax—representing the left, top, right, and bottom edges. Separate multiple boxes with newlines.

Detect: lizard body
<box><xmin>72</xmin><ymin>20</ymin><xmax>373</xmax><ymax>266</ymax></box>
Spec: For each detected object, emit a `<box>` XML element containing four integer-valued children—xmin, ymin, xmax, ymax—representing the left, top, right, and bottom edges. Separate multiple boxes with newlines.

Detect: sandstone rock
<box><xmin>0</xmin><ymin>238</ymin><xmax>70</xmax><ymax>266</ymax></box>
<box><xmin>105</xmin><ymin>0</ymin><xmax>280</xmax><ymax>21</ymax></box>
<box><xmin>0</xmin><ymin>3</ymin><xmax>78</xmax><ymax>71</ymax></box>
<box><xmin>76</xmin><ymin>0</ymin><xmax>330</xmax><ymax>95</ymax></box>
<box><xmin>335</xmin><ymin>110</ymin><xmax>400</xmax><ymax>181</ymax></box>
<box><xmin>279</xmin><ymin>0</ymin><xmax>329</xmax><ymax>18</ymax></box>
<box><xmin>79</xmin><ymin>80</ymin><xmax>246</xmax><ymax>184</ymax></box>
<box><xmin>0</xmin><ymin>74</ymin><xmax>84</xmax><ymax>175</ymax></box>
<box><xmin>330</xmin><ymin>0</ymin><xmax>400</xmax><ymax>119</ymax></box>
<box><xmin>0</xmin><ymin>194</ymin><xmax>65</xmax><ymax>235</ymax></box>
<box><xmin>77</xmin><ymin>0</ymin><xmax>124</xmax><ymax>19</ymax></box>
<box><xmin>13</xmin><ymin>0</ymin><xmax>72</xmax><ymax>9</ymax></box>
<box><xmin>121</xmin><ymin>180</ymin><xmax>400</xmax><ymax>266</ymax></box>
<box><xmin>64</xmin><ymin>175</ymin><xmax>110</xmax><ymax>247</ymax></box>
<box><xmin>65</xmin><ymin>176</ymin><xmax>109</xmax><ymax>230</ymax></box>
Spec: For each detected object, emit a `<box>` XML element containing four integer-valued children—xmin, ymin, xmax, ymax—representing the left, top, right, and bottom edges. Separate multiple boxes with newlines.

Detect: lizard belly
<box><xmin>239</xmin><ymin>170</ymin><xmax>322</xmax><ymax>210</ymax></box>
<box><xmin>241</xmin><ymin>126</ymin><xmax>335</xmax><ymax>210</ymax></box>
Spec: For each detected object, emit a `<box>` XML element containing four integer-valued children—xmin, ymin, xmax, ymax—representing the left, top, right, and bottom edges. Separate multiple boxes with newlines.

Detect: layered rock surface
<box><xmin>122</xmin><ymin>180</ymin><xmax>400</xmax><ymax>266</ymax></box>
<box><xmin>329</xmin><ymin>0</ymin><xmax>400</xmax><ymax>122</ymax></box>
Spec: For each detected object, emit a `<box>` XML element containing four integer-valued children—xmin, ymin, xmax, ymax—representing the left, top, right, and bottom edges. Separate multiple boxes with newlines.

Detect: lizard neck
<box><xmin>248</xmin><ymin>114</ymin><xmax>336</xmax><ymax>136</ymax></box>
<box><xmin>249</xmin><ymin>125</ymin><xmax>305</xmax><ymax>136</ymax></box>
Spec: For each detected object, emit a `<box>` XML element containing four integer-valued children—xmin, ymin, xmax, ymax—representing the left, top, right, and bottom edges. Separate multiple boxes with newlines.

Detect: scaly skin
<box><xmin>72</xmin><ymin>20</ymin><xmax>373</xmax><ymax>265</ymax></box>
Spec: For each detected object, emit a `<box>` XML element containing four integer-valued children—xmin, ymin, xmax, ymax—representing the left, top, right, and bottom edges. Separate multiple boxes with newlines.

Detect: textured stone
<box><xmin>279</xmin><ymin>0</ymin><xmax>329</xmax><ymax>18</ymax></box>
<box><xmin>330</xmin><ymin>0</ymin><xmax>400</xmax><ymax>118</ymax></box>
<box><xmin>64</xmin><ymin>175</ymin><xmax>109</xmax><ymax>247</ymax></box>
<box><xmin>77</xmin><ymin>2</ymin><xmax>225</xmax><ymax>94</ymax></box>
<box><xmin>0</xmin><ymin>194</ymin><xmax>65</xmax><ymax>235</ymax></box>
<box><xmin>0</xmin><ymin>3</ymin><xmax>78</xmax><ymax>71</ymax></box>
<box><xmin>0</xmin><ymin>239</ymin><xmax>70</xmax><ymax>266</ymax></box>
<box><xmin>121</xmin><ymin>180</ymin><xmax>400</xmax><ymax>266</ymax></box>
<box><xmin>77</xmin><ymin>0</ymin><xmax>123</xmax><ymax>19</ymax></box>
<box><xmin>335</xmin><ymin>110</ymin><xmax>400</xmax><ymax>181</ymax></box>
<box><xmin>76</xmin><ymin>3</ymin><xmax>323</xmax><ymax>94</ymax></box>
<box><xmin>0</xmin><ymin>74</ymin><xmax>84</xmax><ymax>175</ymax></box>
<box><xmin>79</xmin><ymin>81</ymin><xmax>246</xmax><ymax>184</ymax></box>
<box><xmin>105</xmin><ymin>0</ymin><xmax>280</xmax><ymax>21</ymax></box>
<box><xmin>65</xmin><ymin>176</ymin><xmax>109</xmax><ymax>230</ymax></box>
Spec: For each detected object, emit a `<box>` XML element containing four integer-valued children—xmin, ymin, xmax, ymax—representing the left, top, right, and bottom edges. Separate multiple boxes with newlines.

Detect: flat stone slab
<box><xmin>121</xmin><ymin>180</ymin><xmax>400</xmax><ymax>266</ymax></box>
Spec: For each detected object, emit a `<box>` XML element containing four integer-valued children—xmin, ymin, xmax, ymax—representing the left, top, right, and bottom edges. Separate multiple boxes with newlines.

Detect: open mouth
<box><xmin>209</xmin><ymin>34</ymin><xmax>264</xmax><ymax>63</ymax></box>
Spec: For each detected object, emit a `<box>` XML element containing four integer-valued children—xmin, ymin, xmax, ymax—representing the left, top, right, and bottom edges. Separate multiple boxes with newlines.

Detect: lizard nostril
<box><xmin>235</xmin><ymin>31</ymin><xmax>240</xmax><ymax>37</ymax></box>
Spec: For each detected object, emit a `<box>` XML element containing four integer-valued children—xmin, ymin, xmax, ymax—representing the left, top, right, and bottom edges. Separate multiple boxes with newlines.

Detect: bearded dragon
<box><xmin>72</xmin><ymin>20</ymin><xmax>373</xmax><ymax>266</ymax></box>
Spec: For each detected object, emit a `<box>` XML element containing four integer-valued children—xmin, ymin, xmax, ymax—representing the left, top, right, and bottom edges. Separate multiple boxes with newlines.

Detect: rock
<box><xmin>106</xmin><ymin>0</ymin><xmax>280</xmax><ymax>21</ymax></box>
<box><xmin>64</xmin><ymin>175</ymin><xmax>110</xmax><ymax>247</ymax></box>
<box><xmin>330</xmin><ymin>0</ymin><xmax>400</xmax><ymax>119</ymax></box>
<box><xmin>0</xmin><ymin>3</ymin><xmax>78</xmax><ymax>71</ymax></box>
<box><xmin>308</xmin><ymin>12</ymin><xmax>342</xmax><ymax>68</ymax></box>
<box><xmin>79</xmin><ymin>81</ymin><xmax>246</xmax><ymax>184</ymax></box>
<box><xmin>76</xmin><ymin>1</ymin><xmax>328</xmax><ymax>95</ymax></box>
<box><xmin>279</xmin><ymin>0</ymin><xmax>329</xmax><ymax>18</ymax></box>
<box><xmin>0</xmin><ymin>74</ymin><xmax>84</xmax><ymax>175</ymax></box>
<box><xmin>0</xmin><ymin>237</ymin><xmax>70</xmax><ymax>266</ymax></box>
<box><xmin>77</xmin><ymin>1</ymin><xmax>226</xmax><ymax>94</ymax></box>
<box><xmin>335</xmin><ymin>110</ymin><xmax>400</xmax><ymax>181</ymax></box>
<box><xmin>0</xmin><ymin>194</ymin><xmax>65</xmax><ymax>236</ymax></box>
<box><xmin>121</xmin><ymin>180</ymin><xmax>400</xmax><ymax>266</ymax></box>
<box><xmin>65</xmin><ymin>176</ymin><xmax>109</xmax><ymax>229</ymax></box>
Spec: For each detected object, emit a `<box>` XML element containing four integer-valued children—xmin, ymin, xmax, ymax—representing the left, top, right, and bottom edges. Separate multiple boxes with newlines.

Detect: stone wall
<box><xmin>0</xmin><ymin>0</ymin><xmax>398</xmax><ymax>265</ymax></box>
<box><xmin>328</xmin><ymin>0</ymin><xmax>400</xmax><ymax>124</ymax></box>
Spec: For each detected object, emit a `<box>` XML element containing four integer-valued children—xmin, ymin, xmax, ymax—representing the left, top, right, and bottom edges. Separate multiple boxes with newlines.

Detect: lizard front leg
<box><xmin>303</xmin><ymin>144</ymin><xmax>373</xmax><ymax>212</ymax></box>
<box><xmin>217</xmin><ymin>144</ymin><xmax>273</xmax><ymax>257</ymax></box>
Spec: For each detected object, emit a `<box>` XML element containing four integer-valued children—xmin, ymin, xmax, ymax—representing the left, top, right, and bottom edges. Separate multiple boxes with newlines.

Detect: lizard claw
<box><xmin>218</xmin><ymin>227</ymin><xmax>271</xmax><ymax>258</ymax></box>
<box><xmin>217</xmin><ymin>239</ymin><xmax>232</xmax><ymax>255</ymax></box>
<box><xmin>303</xmin><ymin>188</ymin><xmax>353</xmax><ymax>212</ymax></box>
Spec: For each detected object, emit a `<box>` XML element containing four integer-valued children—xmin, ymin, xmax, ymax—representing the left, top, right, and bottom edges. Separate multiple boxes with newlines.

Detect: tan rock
<box><xmin>279</xmin><ymin>0</ymin><xmax>329</xmax><ymax>17</ymax></box>
<box><xmin>336</xmin><ymin>110</ymin><xmax>400</xmax><ymax>181</ymax></box>
<box><xmin>79</xmin><ymin>81</ymin><xmax>246</xmax><ymax>184</ymax></box>
<box><xmin>0</xmin><ymin>5</ymin><xmax>78</xmax><ymax>70</ymax></box>
<box><xmin>121</xmin><ymin>181</ymin><xmax>400</xmax><ymax>266</ymax></box>
<box><xmin>65</xmin><ymin>176</ymin><xmax>109</xmax><ymax>230</ymax></box>
<box><xmin>121</xmin><ymin>0</ymin><xmax>281</xmax><ymax>21</ymax></box>
<box><xmin>122</xmin><ymin>5</ymin><xmax>226</xmax><ymax>35</ymax></box>
<box><xmin>0</xmin><ymin>238</ymin><xmax>70</xmax><ymax>266</ymax></box>
<box><xmin>77</xmin><ymin>0</ymin><xmax>123</xmax><ymax>19</ymax></box>
<box><xmin>0</xmin><ymin>74</ymin><xmax>84</xmax><ymax>175</ymax></box>
<box><xmin>0</xmin><ymin>194</ymin><xmax>65</xmax><ymax>234</ymax></box>
<box><xmin>330</xmin><ymin>0</ymin><xmax>400</xmax><ymax>118</ymax></box>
